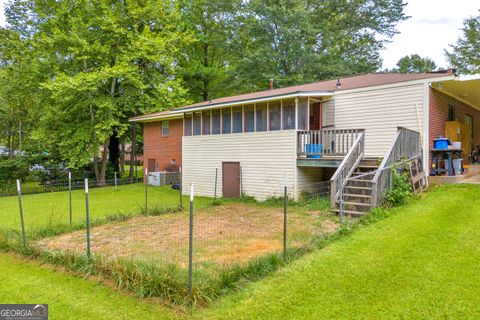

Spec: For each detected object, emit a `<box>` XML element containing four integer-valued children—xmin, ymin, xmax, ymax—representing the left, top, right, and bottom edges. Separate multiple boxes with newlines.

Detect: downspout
<box><xmin>423</xmin><ymin>82</ymin><xmax>430</xmax><ymax>177</ymax></box>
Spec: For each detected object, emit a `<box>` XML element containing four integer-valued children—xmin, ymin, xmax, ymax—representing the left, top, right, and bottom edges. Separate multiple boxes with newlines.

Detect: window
<box><xmin>193</xmin><ymin>112</ymin><xmax>201</xmax><ymax>135</ymax></box>
<box><xmin>161</xmin><ymin>120</ymin><xmax>169</xmax><ymax>136</ymax></box>
<box><xmin>448</xmin><ymin>102</ymin><xmax>456</xmax><ymax>121</ymax></box>
<box><xmin>222</xmin><ymin>108</ymin><xmax>231</xmax><ymax>134</ymax></box>
<box><xmin>212</xmin><ymin>109</ymin><xmax>221</xmax><ymax>134</ymax></box>
<box><xmin>256</xmin><ymin>103</ymin><xmax>267</xmax><ymax>131</ymax></box>
<box><xmin>202</xmin><ymin>110</ymin><xmax>211</xmax><ymax>135</ymax></box>
<box><xmin>269</xmin><ymin>101</ymin><xmax>281</xmax><ymax>131</ymax></box>
<box><xmin>282</xmin><ymin>99</ymin><xmax>296</xmax><ymax>130</ymax></box>
<box><xmin>184</xmin><ymin>113</ymin><xmax>192</xmax><ymax>136</ymax></box>
<box><xmin>244</xmin><ymin>105</ymin><xmax>255</xmax><ymax>132</ymax></box>
<box><xmin>233</xmin><ymin>107</ymin><xmax>243</xmax><ymax>133</ymax></box>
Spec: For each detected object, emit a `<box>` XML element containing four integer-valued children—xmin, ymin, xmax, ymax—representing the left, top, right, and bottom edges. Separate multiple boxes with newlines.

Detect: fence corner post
<box><xmin>85</xmin><ymin>178</ymin><xmax>91</xmax><ymax>258</ymax></box>
<box><xmin>68</xmin><ymin>171</ymin><xmax>72</xmax><ymax>225</ymax></box>
<box><xmin>188</xmin><ymin>182</ymin><xmax>194</xmax><ymax>298</ymax></box>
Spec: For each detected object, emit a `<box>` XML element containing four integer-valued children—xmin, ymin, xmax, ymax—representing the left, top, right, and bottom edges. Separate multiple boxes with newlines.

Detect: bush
<box><xmin>384</xmin><ymin>167</ymin><xmax>412</xmax><ymax>207</ymax></box>
<box><xmin>0</xmin><ymin>157</ymin><xmax>30</xmax><ymax>183</ymax></box>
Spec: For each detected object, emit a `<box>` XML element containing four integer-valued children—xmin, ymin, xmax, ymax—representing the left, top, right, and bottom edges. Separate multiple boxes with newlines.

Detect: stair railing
<box><xmin>371</xmin><ymin>127</ymin><xmax>422</xmax><ymax>206</ymax></box>
<box><xmin>330</xmin><ymin>130</ymin><xmax>365</xmax><ymax>208</ymax></box>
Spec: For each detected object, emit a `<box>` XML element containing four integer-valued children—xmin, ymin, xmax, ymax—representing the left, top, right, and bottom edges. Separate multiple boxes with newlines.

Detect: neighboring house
<box><xmin>130</xmin><ymin>71</ymin><xmax>480</xmax><ymax>212</ymax></box>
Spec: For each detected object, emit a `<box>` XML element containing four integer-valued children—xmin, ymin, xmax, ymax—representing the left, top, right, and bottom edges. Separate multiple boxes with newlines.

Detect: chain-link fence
<box><xmin>0</xmin><ymin>173</ymin><xmax>335</xmax><ymax>304</ymax></box>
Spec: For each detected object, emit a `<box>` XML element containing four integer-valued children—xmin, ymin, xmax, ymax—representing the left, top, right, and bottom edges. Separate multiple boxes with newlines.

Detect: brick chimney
<box><xmin>268</xmin><ymin>79</ymin><xmax>274</xmax><ymax>90</ymax></box>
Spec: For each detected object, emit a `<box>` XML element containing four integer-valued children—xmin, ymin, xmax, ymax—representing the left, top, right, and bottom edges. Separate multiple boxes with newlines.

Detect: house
<box><xmin>130</xmin><ymin>71</ymin><xmax>480</xmax><ymax>213</ymax></box>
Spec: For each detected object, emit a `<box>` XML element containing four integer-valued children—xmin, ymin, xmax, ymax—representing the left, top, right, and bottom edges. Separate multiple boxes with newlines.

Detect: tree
<box><xmin>3</xmin><ymin>0</ymin><xmax>191</xmax><ymax>183</ymax></box>
<box><xmin>179</xmin><ymin>0</ymin><xmax>241</xmax><ymax>102</ymax></box>
<box><xmin>446</xmin><ymin>12</ymin><xmax>480</xmax><ymax>74</ymax></box>
<box><xmin>231</xmin><ymin>0</ymin><xmax>408</xmax><ymax>91</ymax></box>
<box><xmin>394</xmin><ymin>54</ymin><xmax>437</xmax><ymax>73</ymax></box>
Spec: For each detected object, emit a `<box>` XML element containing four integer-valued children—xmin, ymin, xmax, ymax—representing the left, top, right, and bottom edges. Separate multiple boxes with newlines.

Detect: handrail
<box><xmin>297</xmin><ymin>129</ymin><xmax>364</xmax><ymax>157</ymax></box>
<box><xmin>329</xmin><ymin>131</ymin><xmax>365</xmax><ymax>208</ymax></box>
<box><xmin>371</xmin><ymin>127</ymin><xmax>422</xmax><ymax>206</ymax></box>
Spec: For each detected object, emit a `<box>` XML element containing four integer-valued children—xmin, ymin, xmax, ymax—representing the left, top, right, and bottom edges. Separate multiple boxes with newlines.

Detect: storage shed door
<box><xmin>222</xmin><ymin>162</ymin><xmax>240</xmax><ymax>198</ymax></box>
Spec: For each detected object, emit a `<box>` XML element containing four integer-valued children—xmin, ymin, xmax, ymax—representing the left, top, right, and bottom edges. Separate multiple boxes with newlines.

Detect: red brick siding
<box><xmin>143</xmin><ymin>119</ymin><xmax>183</xmax><ymax>173</ymax></box>
<box><xmin>429</xmin><ymin>88</ymin><xmax>480</xmax><ymax>164</ymax></box>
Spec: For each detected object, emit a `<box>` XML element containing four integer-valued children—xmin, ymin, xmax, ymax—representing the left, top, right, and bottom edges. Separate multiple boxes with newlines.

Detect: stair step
<box><xmin>343</xmin><ymin>194</ymin><xmax>371</xmax><ymax>199</ymax></box>
<box><xmin>332</xmin><ymin>209</ymin><xmax>366</xmax><ymax>217</ymax></box>
<box><xmin>347</xmin><ymin>179</ymin><xmax>373</xmax><ymax>183</ymax></box>
<box><xmin>335</xmin><ymin>201</ymin><xmax>371</xmax><ymax>206</ymax></box>
<box><xmin>345</xmin><ymin>186</ymin><xmax>372</xmax><ymax>190</ymax></box>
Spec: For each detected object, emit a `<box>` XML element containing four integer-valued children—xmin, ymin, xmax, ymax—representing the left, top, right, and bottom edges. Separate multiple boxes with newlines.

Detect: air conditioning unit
<box><xmin>147</xmin><ymin>172</ymin><xmax>161</xmax><ymax>186</ymax></box>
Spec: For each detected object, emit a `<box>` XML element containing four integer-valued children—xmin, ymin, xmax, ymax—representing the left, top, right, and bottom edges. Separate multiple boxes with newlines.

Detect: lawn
<box><xmin>199</xmin><ymin>184</ymin><xmax>480</xmax><ymax>319</ymax></box>
<box><xmin>1</xmin><ymin>184</ymin><xmax>480</xmax><ymax>319</ymax></box>
<box><xmin>0</xmin><ymin>184</ymin><xmax>212</xmax><ymax>238</ymax></box>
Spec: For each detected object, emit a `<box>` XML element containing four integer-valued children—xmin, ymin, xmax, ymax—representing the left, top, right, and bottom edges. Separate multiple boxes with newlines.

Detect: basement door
<box><xmin>222</xmin><ymin>162</ymin><xmax>240</xmax><ymax>198</ymax></box>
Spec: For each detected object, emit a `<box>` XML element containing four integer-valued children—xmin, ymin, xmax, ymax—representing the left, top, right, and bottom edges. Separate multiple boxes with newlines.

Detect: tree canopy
<box><xmin>446</xmin><ymin>12</ymin><xmax>480</xmax><ymax>74</ymax></box>
<box><xmin>394</xmin><ymin>54</ymin><xmax>437</xmax><ymax>73</ymax></box>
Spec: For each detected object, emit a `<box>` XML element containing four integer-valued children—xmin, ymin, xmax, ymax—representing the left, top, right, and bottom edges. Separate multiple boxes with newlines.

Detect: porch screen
<box><xmin>269</xmin><ymin>101</ymin><xmax>281</xmax><ymax>131</ymax></box>
<box><xmin>244</xmin><ymin>105</ymin><xmax>255</xmax><ymax>132</ymax></box>
<box><xmin>222</xmin><ymin>108</ymin><xmax>231</xmax><ymax>134</ymax></box>
<box><xmin>282</xmin><ymin>99</ymin><xmax>295</xmax><ymax>130</ymax></box>
<box><xmin>212</xmin><ymin>109</ymin><xmax>221</xmax><ymax>134</ymax></box>
<box><xmin>233</xmin><ymin>107</ymin><xmax>243</xmax><ymax>133</ymax></box>
<box><xmin>184</xmin><ymin>113</ymin><xmax>192</xmax><ymax>136</ymax></box>
<box><xmin>202</xmin><ymin>110</ymin><xmax>211</xmax><ymax>135</ymax></box>
<box><xmin>193</xmin><ymin>112</ymin><xmax>201</xmax><ymax>135</ymax></box>
<box><xmin>256</xmin><ymin>103</ymin><xmax>267</xmax><ymax>132</ymax></box>
<box><xmin>297</xmin><ymin>97</ymin><xmax>308</xmax><ymax>130</ymax></box>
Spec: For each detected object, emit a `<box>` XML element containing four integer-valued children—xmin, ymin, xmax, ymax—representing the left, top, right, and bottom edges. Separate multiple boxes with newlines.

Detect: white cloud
<box><xmin>380</xmin><ymin>0</ymin><xmax>479</xmax><ymax>70</ymax></box>
<box><xmin>0</xmin><ymin>0</ymin><xmax>6</xmax><ymax>27</ymax></box>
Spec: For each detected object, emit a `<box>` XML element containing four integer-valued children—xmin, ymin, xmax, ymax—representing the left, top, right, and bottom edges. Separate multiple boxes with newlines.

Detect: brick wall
<box><xmin>429</xmin><ymin>87</ymin><xmax>480</xmax><ymax>164</ymax></box>
<box><xmin>143</xmin><ymin>119</ymin><xmax>183</xmax><ymax>173</ymax></box>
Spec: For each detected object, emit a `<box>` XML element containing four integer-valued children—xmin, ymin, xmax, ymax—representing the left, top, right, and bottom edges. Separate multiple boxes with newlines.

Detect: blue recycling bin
<box><xmin>306</xmin><ymin>144</ymin><xmax>323</xmax><ymax>158</ymax></box>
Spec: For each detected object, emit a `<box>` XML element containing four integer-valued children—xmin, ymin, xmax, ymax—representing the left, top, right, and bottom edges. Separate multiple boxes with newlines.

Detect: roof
<box><xmin>131</xmin><ymin>72</ymin><xmax>455</xmax><ymax>122</ymax></box>
<box><xmin>129</xmin><ymin>110</ymin><xmax>182</xmax><ymax>122</ymax></box>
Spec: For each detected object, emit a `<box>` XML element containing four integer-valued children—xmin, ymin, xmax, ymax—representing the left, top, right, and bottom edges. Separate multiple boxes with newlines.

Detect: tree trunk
<box><xmin>129</xmin><ymin>122</ymin><xmax>137</xmax><ymax>182</ymax></box>
<box><xmin>108</xmin><ymin>132</ymin><xmax>120</xmax><ymax>173</ymax></box>
<box><xmin>120</xmin><ymin>143</ymin><xmax>126</xmax><ymax>174</ymax></box>
<box><xmin>99</xmin><ymin>138</ymin><xmax>110</xmax><ymax>186</ymax></box>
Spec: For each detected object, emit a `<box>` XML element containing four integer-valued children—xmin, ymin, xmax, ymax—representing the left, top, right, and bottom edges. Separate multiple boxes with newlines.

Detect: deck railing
<box><xmin>371</xmin><ymin>127</ymin><xmax>422</xmax><ymax>206</ymax></box>
<box><xmin>297</xmin><ymin>129</ymin><xmax>364</xmax><ymax>158</ymax></box>
<box><xmin>329</xmin><ymin>132</ymin><xmax>365</xmax><ymax>207</ymax></box>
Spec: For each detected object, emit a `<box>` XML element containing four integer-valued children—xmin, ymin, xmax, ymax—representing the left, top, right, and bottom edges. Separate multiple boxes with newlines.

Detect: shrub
<box><xmin>384</xmin><ymin>166</ymin><xmax>412</xmax><ymax>207</ymax></box>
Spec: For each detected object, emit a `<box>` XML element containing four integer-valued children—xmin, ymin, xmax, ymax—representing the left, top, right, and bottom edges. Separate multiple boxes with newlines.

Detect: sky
<box><xmin>0</xmin><ymin>0</ymin><xmax>478</xmax><ymax>70</ymax></box>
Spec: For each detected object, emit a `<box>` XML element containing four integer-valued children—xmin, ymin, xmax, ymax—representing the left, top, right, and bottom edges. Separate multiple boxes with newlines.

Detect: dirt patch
<box><xmin>36</xmin><ymin>203</ymin><xmax>337</xmax><ymax>268</ymax></box>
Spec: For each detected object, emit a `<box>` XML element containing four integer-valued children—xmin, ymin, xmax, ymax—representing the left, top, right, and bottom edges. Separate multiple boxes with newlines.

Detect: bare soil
<box><xmin>37</xmin><ymin>203</ymin><xmax>337</xmax><ymax>268</ymax></box>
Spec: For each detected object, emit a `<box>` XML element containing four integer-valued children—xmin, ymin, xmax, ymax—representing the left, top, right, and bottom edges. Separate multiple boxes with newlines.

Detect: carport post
<box><xmin>283</xmin><ymin>173</ymin><xmax>287</xmax><ymax>258</ymax></box>
<box><xmin>213</xmin><ymin>167</ymin><xmax>218</xmax><ymax>205</ymax></box>
<box><xmin>68</xmin><ymin>171</ymin><xmax>72</xmax><ymax>225</ymax></box>
<box><xmin>16</xmin><ymin>179</ymin><xmax>26</xmax><ymax>247</ymax></box>
<box><xmin>188</xmin><ymin>182</ymin><xmax>194</xmax><ymax>297</ymax></box>
<box><xmin>85</xmin><ymin>178</ymin><xmax>91</xmax><ymax>258</ymax></box>
<box><xmin>114</xmin><ymin>172</ymin><xmax>117</xmax><ymax>190</ymax></box>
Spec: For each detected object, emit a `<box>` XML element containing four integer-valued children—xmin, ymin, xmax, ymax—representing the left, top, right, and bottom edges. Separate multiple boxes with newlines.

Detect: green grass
<box><xmin>2</xmin><ymin>184</ymin><xmax>480</xmax><ymax>318</ymax></box>
<box><xmin>199</xmin><ymin>184</ymin><xmax>480</xmax><ymax>319</ymax></box>
<box><xmin>0</xmin><ymin>184</ymin><xmax>212</xmax><ymax>238</ymax></box>
<box><xmin>0</xmin><ymin>252</ymin><xmax>178</xmax><ymax>320</ymax></box>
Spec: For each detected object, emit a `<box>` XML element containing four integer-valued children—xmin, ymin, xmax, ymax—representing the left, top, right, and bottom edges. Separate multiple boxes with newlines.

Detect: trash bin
<box><xmin>452</xmin><ymin>159</ymin><xmax>463</xmax><ymax>175</ymax></box>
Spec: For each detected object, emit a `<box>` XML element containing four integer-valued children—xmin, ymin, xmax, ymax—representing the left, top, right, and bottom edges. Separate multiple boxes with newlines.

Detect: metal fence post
<box><xmin>179</xmin><ymin>167</ymin><xmax>183</xmax><ymax>209</ymax></box>
<box><xmin>16</xmin><ymin>179</ymin><xmax>26</xmax><ymax>246</ymax></box>
<box><xmin>114</xmin><ymin>171</ymin><xmax>117</xmax><ymax>190</ymax></box>
<box><xmin>144</xmin><ymin>168</ymin><xmax>148</xmax><ymax>213</ymax></box>
<box><xmin>213</xmin><ymin>167</ymin><xmax>218</xmax><ymax>205</ymax></box>
<box><xmin>339</xmin><ymin>181</ymin><xmax>344</xmax><ymax>226</ymax></box>
<box><xmin>283</xmin><ymin>174</ymin><xmax>287</xmax><ymax>259</ymax></box>
<box><xmin>68</xmin><ymin>171</ymin><xmax>72</xmax><ymax>225</ymax></box>
<box><xmin>85</xmin><ymin>178</ymin><xmax>91</xmax><ymax>258</ymax></box>
<box><xmin>188</xmin><ymin>182</ymin><xmax>194</xmax><ymax>297</ymax></box>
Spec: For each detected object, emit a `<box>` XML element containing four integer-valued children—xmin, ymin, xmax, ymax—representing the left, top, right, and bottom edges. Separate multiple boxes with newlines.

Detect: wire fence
<box><xmin>0</xmin><ymin>172</ymin><xmax>335</xmax><ymax>303</ymax></box>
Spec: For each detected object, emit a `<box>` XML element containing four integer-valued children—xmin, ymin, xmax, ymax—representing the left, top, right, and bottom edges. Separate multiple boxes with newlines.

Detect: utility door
<box><xmin>222</xmin><ymin>162</ymin><xmax>240</xmax><ymax>198</ymax></box>
<box><xmin>148</xmin><ymin>159</ymin><xmax>156</xmax><ymax>173</ymax></box>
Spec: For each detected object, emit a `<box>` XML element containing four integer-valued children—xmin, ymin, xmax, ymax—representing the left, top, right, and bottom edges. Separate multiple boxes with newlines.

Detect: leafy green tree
<box><xmin>179</xmin><ymin>0</ymin><xmax>241</xmax><ymax>102</ymax></box>
<box><xmin>2</xmin><ymin>0</ymin><xmax>191</xmax><ymax>182</ymax></box>
<box><xmin>232</xmin><ymin>0</ymin><xmax>408</xmax><ymax>91</ymax></box>
<box><xmin>446</xmin><ymin>12</ymin><xmax>480</xmax><ymax>74</ymax></box>
<box><xmin>394</xmin><ymin>54</ymin><xmax>437</xmax><ymax>73</ymax></box>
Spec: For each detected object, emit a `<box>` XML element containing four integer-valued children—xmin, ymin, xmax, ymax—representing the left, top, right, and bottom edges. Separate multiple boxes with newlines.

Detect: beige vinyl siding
<box><xmin>182</xmin><ymin>130</ymin><xmax>296</xmax><ymax>200</ymax></box>
<box><xmin>296</xmin><ymin>167</ymin><xmax>324</xmax><ymax>196</ymax></box>
<box><xmin>322</xmin><ymin>100</ymin><xmax>335</xmax><ymax>127</ymax></box>
<box><xmin>334</xmin><ymin>83</ymin><xmax>424</xmax><ymax>157</ymax></box>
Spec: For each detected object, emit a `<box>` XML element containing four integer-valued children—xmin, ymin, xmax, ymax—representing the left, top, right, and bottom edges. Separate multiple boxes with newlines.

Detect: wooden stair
<box><xmin>333</xmin><ymin>158</ymin><xmax>379</xmax><ymax>217</ymax></box>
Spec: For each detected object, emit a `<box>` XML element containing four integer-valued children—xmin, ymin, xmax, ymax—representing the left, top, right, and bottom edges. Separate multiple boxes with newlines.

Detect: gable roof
<box><xmin>130</xmin><ymin>72</ymin><xmax>454</xmax><ymax>122</ymax></box>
